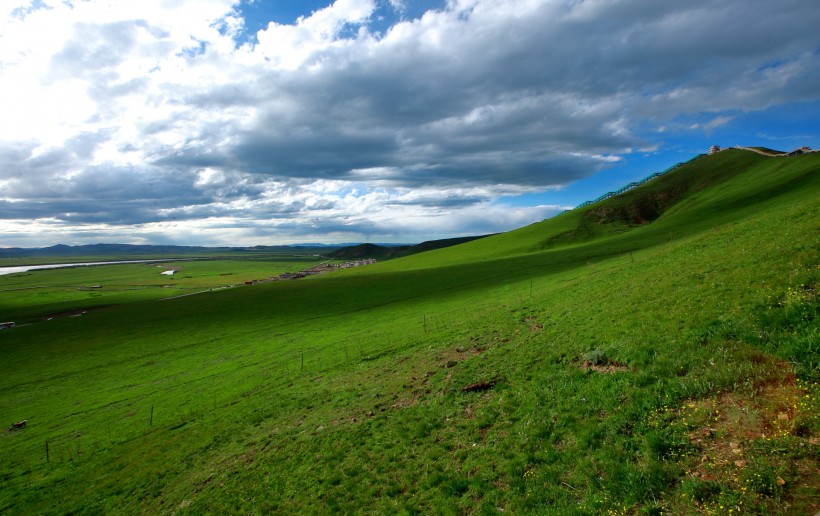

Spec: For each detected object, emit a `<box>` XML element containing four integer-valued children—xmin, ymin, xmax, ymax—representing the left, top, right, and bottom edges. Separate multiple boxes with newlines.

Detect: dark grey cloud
<box><xmin>50</xmin><ymin>21</ymin><xmax>144</xmax><ymax>76</ymax></box>
<box><xmin>165</xmin><ymin>0</ymin><xmax>819</xmax><ymax>190</ymax></box>
<box><xmin>386</xmin><ymin>195</ymin><xmax>484</xmax><ymax>209</ymax></box>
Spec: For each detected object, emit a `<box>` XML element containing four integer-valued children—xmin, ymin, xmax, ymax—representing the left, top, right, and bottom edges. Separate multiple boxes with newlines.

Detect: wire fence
<box><xmin>556</xmin><ymin>155</ymin><xmax>706</xmax><ymax>216</ymax></box>
<box><xmin>1</xmin><ymin>268</ymin><xmax>590</xmax><ymax>471</ymax></box>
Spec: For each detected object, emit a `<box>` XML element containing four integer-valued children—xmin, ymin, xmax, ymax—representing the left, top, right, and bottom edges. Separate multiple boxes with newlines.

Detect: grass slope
<box><xmin>0</xmin><ymin>151</ymin><xmax>818</xmax><ymax>514</ymax></box>
<box><xmin>381</xmin><ymin>149</ymin><xmax>812</xmax><ymax>270</ymax></box>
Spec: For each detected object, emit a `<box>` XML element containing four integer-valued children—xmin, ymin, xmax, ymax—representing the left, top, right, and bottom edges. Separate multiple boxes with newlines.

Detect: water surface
<box><xmin>0</xmin><ymin>259</ymin><xmax>181</xmax><ymax>276</ymax></box>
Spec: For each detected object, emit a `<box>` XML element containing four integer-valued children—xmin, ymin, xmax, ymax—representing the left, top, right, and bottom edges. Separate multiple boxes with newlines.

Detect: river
<box><xmin>0</xmin><ymin>259</ymin><xmax>186</xmax><ymax>276</ymax></box>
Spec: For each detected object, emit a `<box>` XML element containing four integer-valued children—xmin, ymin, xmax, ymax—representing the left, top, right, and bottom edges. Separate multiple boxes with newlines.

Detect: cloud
<box><xmin>386</xmin><ymin>0</ymin><xmax>406</xmax><ymax>15</ymax></box>
<box><xmin>1</xmin><ymin>0</ymin><xmax>819</xmax><ymax>246</ymax></box>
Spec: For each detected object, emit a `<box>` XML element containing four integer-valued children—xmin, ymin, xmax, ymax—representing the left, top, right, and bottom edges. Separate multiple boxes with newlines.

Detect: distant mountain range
<box><xmin>0</xmin><ymin>243</ymin><xmax>319</xmax><ymax>258</ymax></box>
<box><xmin>0</xmin><ymin>238</ymin><xmax>487</xmax><ymax>260</ymax></box>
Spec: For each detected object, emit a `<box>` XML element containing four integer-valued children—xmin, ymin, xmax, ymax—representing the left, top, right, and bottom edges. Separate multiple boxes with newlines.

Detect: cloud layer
<box><xmin>1</xmin><ymin>0</ymin><xmax>818</xmax><ymax>246</ymax></box>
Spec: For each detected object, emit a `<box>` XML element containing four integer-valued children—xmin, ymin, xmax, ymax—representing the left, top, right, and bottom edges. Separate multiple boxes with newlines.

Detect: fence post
<box><xmin>45</xmin><ymin>440</ymin><xmax>49</xmax><ymax>463</ymax></box>
<box><xmin>150</xmin><ymin>406</ymin><xmax>154</xmax><ymax>428</ymax></box>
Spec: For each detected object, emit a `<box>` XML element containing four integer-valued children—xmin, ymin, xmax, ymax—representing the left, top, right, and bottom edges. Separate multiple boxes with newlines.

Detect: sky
<box><xmin>1</xmin><ymin>0</ymin><xmax>818</xmax><ymax>248</ymax></box>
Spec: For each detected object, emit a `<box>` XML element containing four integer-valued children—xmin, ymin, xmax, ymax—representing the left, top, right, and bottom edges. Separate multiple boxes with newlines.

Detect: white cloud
<box><xmin>255</xmin><ymin>0</ymin><xmax>376</xmax><ymax>69</ymax></box>
<box><xmin>386</xmin><ymin>0</ymin><xmax>406</xmax><ymax>15</ymax></box>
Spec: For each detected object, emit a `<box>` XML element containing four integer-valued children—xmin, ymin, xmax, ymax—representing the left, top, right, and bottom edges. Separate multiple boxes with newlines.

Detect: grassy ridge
<box><xmin>384</xmin><ymin>149</ymin><xmax>816</xmax><ymax>268</ymax></box>
<box><xmin>0</xmin><ymin>151</ymin><xmax>817</xmax><ymax>513</ymax></box>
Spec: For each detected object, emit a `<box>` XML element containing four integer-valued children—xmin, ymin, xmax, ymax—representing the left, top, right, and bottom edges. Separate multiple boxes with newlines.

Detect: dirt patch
<box><xmin>574</xmin><ymin>354</ymin><xmax>631</xmax><ymax>373</ymax></box>
<box><xmin>660</xmin><ymin>369</ymin><xmax>819</xmax><ymax>513</ymax></box>
<box><xmin>581</xmin><ymin>361</ymin><xmax>631</xmax><ymax>373</ymax></box>
<box><xmin>460</xmin><ymin>378</ymin><xmax>499</xmax><ymax>393</ymax></box>
<box><xmin>41</xmin><ymin>305</ymin><xmax>111</xmax><ymax>321</ymax></box>
<box><xmin>390</xmin><ymin>397</ymin><xmax>417</xmax><ymax>410</ymax></box>
<box><xmin>523</xmin><ymin>316</ymin><xmax>543</xmax><ymax>332</ymax></box>
<box><xmin>435</xmin><ymin>346</ymin><xmax>486</xmax><ymax>372</ymax></box>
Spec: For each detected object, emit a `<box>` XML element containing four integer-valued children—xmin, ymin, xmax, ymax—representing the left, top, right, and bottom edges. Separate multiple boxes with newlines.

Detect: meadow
<box><xmin>0</xmin><ymin>150</ymin><xmax>817</xmax><ymax>513</ymax></box>
<box><xmin>0</xmin><ymin>255</ymin><xmax>324</xmax><ymax>322</ymax></box>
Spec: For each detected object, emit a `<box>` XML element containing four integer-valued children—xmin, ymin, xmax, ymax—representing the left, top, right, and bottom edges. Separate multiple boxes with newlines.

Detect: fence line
<box><xmin>561</xmin><ymin>145</ymin><xmax>815</xmax><ymax>217</ymax></box>
<box><xmin>2</xmin><ymin>257</ymin><xmax>619</xmax><ymax>470</ymax></box>
<box><xmin>733</xmin><ymin>145</ymin><xmax>817</xmax><ymax>157</ymax></box>
<box><xmin>555</xmin><ymin>155</ymin><xmax>705</xmax><ymax>217</ymax></box>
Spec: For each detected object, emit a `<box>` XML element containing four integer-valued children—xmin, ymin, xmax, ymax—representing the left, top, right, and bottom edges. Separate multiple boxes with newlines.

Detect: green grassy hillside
<box><xmin>0</xmin><ymin>151</ymin><xmax>817</xmax><ymax>514</ymax></box>
<box><xmin>378</xmin><ymin>149</ymin><xmax>815</xmax><ymax>269</ymax></box>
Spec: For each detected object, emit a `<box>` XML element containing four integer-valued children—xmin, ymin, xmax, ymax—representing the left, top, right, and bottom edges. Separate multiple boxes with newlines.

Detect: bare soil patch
<box><xmin>663</xmin><ymin>367</ymin><xmax>819</xmax><ymax>513</ymax></box>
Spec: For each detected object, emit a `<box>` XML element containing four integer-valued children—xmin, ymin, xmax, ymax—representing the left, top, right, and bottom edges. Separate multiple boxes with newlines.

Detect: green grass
<box><xmin>0</xmin><ymin>151</ymin><xmax>818</xmax><ymax>513</ymax></box>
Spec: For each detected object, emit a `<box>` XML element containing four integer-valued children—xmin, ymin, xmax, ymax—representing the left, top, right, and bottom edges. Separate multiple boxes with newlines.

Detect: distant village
<box><xmin>264</xmin><ymin>259</ymin><xmax>376</xmax><ymax>282</ymax></box>
<box><xmin>160</xmin><ymin>258</ymin><xmax>378</xmax><ymax>286</ymax></box>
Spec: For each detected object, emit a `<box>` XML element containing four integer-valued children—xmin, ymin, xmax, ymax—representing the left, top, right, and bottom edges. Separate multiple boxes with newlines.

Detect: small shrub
<box><xmin>584</xmin><ymin>348</ymin><xmax>609</xmax><ymax>366</ymax></box>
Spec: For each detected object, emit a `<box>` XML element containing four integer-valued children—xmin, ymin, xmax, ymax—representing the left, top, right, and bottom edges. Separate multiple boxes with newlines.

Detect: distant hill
<box><xmin>328</xmin><ymin>243</ymin><xmax>405</xmax><ymax>260</ymax></box>
<box><xmin>0</xmin><ymin>238</ymin><xmax>491</xmax><ymax>263</ymax></box>
<box><xmin>397</xmin><ymin>235</ymin><xmax>495</xmax><ymax>256</ymax></box>
<box><xmin>328</xmin><ymin>235</ymin><xmax>491</xmax><ymax>260</ymax></box>
<box><xmin>0</xmin><ymin>243</ymin><xmax>226</xmax><ymax>258</ymax></box>
<box><xmin>0</xmin><ymin>243</ymin><xmax>346</xmax><ymax>260</ymax></box>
